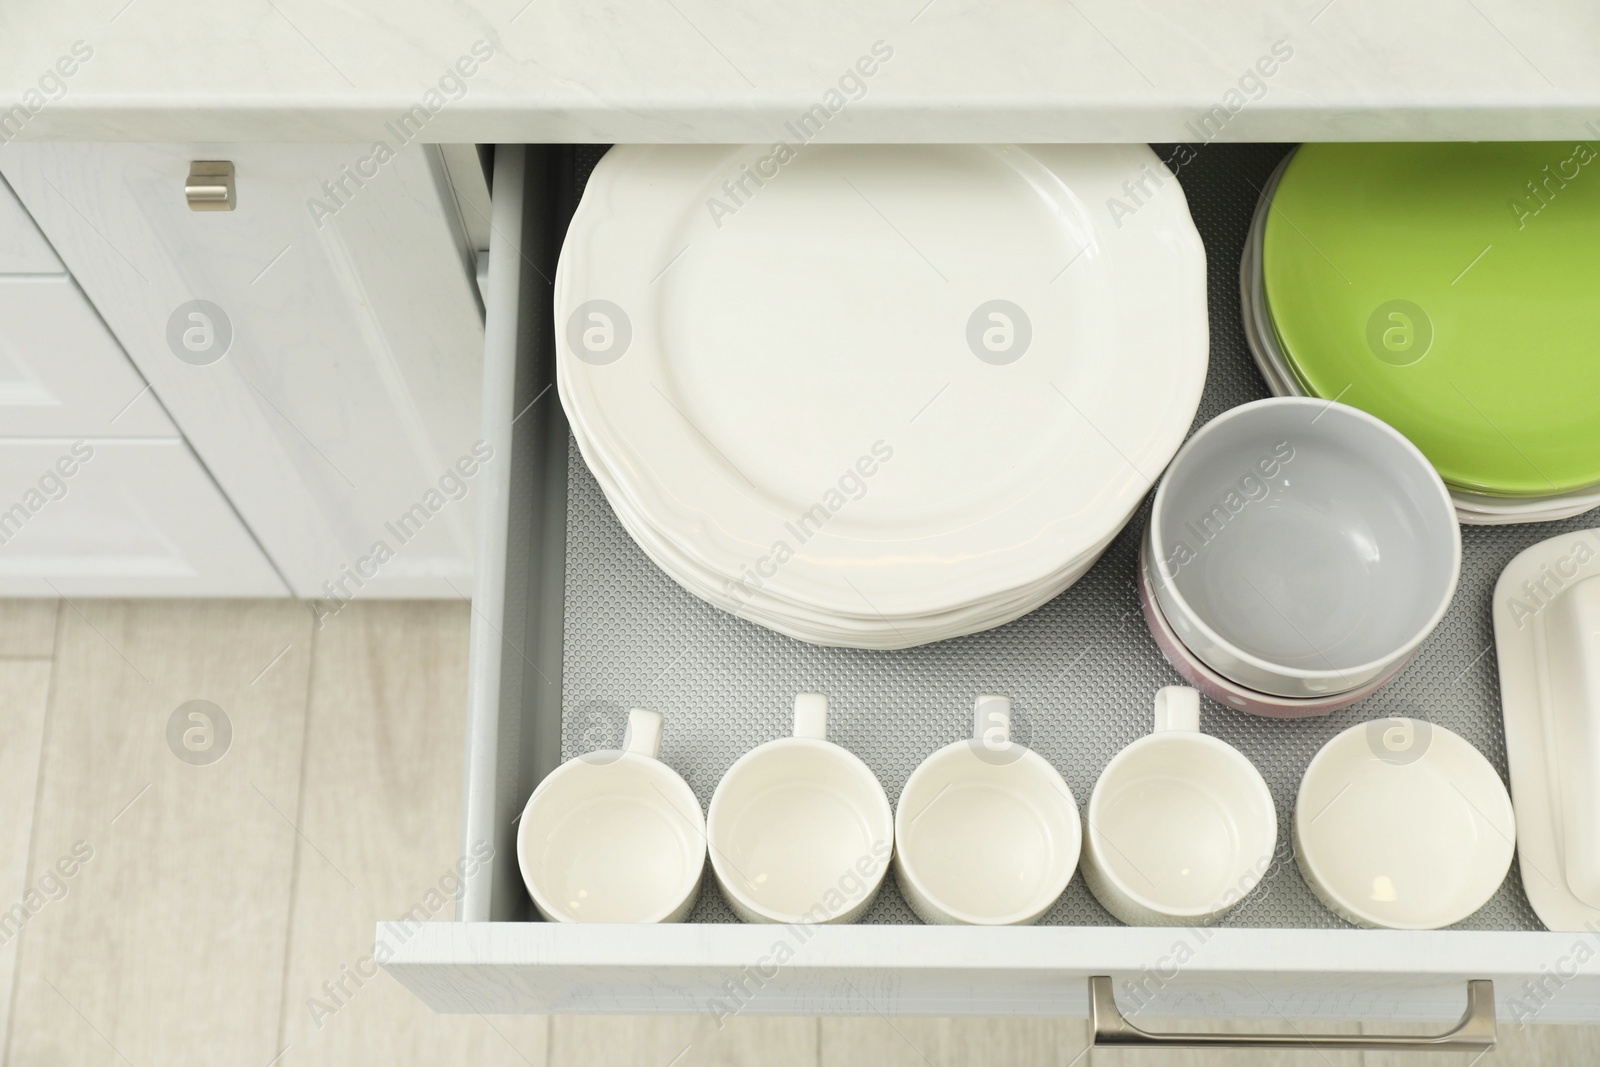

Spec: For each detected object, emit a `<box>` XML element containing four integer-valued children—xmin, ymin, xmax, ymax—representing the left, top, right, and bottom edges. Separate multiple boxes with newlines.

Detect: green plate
<box><xmin>1263</xmin><ymin>143</ymin><xmax>1600</xmax><ymax>498</ymax></box>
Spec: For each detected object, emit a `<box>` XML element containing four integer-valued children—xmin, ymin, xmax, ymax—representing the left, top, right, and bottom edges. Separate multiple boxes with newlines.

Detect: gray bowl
<box><xmin>1148</xmin><ymin>397</ymin><xmax>1460</xmax><ymax>699</ymax></box>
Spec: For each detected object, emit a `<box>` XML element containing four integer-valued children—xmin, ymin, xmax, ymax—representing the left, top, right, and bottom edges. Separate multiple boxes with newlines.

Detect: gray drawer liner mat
<box><xmin>556</xmin><ymin>143</ymin><xmax>1586</xmax><ymax>931</ymax></box>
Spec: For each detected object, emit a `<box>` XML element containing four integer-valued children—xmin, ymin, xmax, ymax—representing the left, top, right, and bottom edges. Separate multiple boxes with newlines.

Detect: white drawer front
<box><xmin>388</xmin><ymin>923</ymin><xmax>1600</xmax><ymax>1024</ymax></box>
<box><xmin>0</xmin><ymin>438</ymin><xmax>284</xmax><ymax>596</ymax></box>
<box><xmin>0</xmin><ymin>275</ymin><xmax>175</xmax><ymax>437</ymax></box>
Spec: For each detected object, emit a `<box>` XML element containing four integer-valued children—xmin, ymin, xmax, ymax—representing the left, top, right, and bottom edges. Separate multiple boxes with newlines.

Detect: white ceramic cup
<box><xmin>894</xmin><ymin>695</ymin><xmax>1081</xmax><ymax>925</ymax></box>
<box><xmin>1081</xmin><ymin>687</ymin><xmax>1277</xmax><ymax>926</ymax></box>
<box><xmin>707</xmin><ymin>694</ymin><xmax>893</xmax><ymax>924</ymax></box>
<box><xmin>1294</xmin><ymin>718</ymin><xmax>1514</xmax><ymax>929</ymax></box>
<box><xmin>516</xmin><ymin>707</ymin><xmax>706</xmax><ymax>923</ymax></box>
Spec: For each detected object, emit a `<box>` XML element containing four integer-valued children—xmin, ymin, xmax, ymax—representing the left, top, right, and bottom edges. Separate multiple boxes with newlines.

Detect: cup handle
<box><xmin>974</xmin><ymin>694</ymin><xmax>1012</xmax><ymax>749</ymax></box>
<box><xmin>622</xmin><ymin>707</ymin><xmax>664</xmax><ymax>758</ymax></box>
<box><xmin>794</xmin><ymin>693</ymin><xmax>828</xmax><ymax>740</ymax></box>
<box><xmin>1153</xmin><ymin>686</ymin><xmax>1201</xmax><ymax>733</ymax></box>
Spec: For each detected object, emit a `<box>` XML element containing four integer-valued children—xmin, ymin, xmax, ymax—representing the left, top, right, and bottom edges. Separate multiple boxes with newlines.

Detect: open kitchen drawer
<box><xmin>379</xmin><ymin>144</ymin><xmax>1600</xmax><ymax>1032</ymax></box>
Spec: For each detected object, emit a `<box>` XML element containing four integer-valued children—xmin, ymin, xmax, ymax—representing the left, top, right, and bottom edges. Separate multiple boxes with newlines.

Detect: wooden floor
<box><xmin>0</xmin><ymin>598</ymin><xmax>1595</xmax><ymax>1066</ymax></box>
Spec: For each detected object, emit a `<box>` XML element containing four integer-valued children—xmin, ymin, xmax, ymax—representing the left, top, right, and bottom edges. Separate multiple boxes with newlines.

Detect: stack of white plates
<box><xmin>556</xmin><ymin>145</ymin><xmax>1208</xmax><ymax>648</ymax></box>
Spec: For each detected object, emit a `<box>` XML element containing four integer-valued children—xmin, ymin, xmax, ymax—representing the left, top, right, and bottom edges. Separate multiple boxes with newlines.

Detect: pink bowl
<box><xmin>1137</xmin><ymin>531</ymin><xmax>1408</xmax><ymax>719</ymax></box>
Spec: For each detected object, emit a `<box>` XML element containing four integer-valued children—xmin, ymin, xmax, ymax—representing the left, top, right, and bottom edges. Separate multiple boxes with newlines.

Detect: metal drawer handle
<box><xmin>1089</xmin><ymin>976</ymin><xmax>1496</xmax><ymax>1052</ymax></box>
<box><xmin>186</xmin><ymin>160</ymin><xmax>235</xmax><ymax>211</ymax></box>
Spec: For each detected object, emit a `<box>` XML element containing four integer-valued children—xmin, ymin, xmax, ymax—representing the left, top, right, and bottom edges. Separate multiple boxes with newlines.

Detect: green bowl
<box><xmin>1262</xmin><ymin>143</ymin><xmax>1600</xmax><ymax>498</ymax></box>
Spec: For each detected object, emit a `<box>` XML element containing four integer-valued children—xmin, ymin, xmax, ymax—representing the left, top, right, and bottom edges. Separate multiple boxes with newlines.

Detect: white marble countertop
<box><xmin>3</xmin><ymin>0</ymin><xmax>1598</xmax><ymax>143</ymax></box>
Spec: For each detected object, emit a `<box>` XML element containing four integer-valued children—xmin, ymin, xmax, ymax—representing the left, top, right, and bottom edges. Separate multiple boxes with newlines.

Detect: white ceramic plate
<box><xmin>571</xmin><ymin>391</ymin><xmax>1109</xmax><ymax>620</ymax></box>
<box><xmin>558</xmin><ymin>144</ymin><xmax>1208</xmax><ymax>625</ymax></box>
<box><xmin>572</xmin><ymin>407</ymin><xmax>1113</xmax><ymax>647</ymax></box>
<box><xmin>603</xmin><ymin>464</ymin><xmax>1110</xmax><ymax>647</ymax></box>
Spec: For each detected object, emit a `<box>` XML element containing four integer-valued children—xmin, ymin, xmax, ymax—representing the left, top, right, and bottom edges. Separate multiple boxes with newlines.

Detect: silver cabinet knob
<box><xmin>186</xmin><ymin>161</ymin><xmax>235</xmax><ymax>211</ymax></box>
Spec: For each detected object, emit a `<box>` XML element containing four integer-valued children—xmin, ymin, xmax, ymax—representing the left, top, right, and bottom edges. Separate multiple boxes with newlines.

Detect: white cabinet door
<box><xmin>0</xmin><ymin>174</ymin><xmax>60</xmax><ymax>273</ymax></box>
<box><xmin>0</xmin><ymin>144</ymin><xmax>485</xmax><ymax>598</ymax></box>
<box><xmin>0</xmin><ymin>439</ymin><xmax>284</xmax><ymax>597</ymax></box>
<box><xmin>0</xmin><ymin>275</ymin><xmax>176</xmax><ymax>436</ymax></box>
